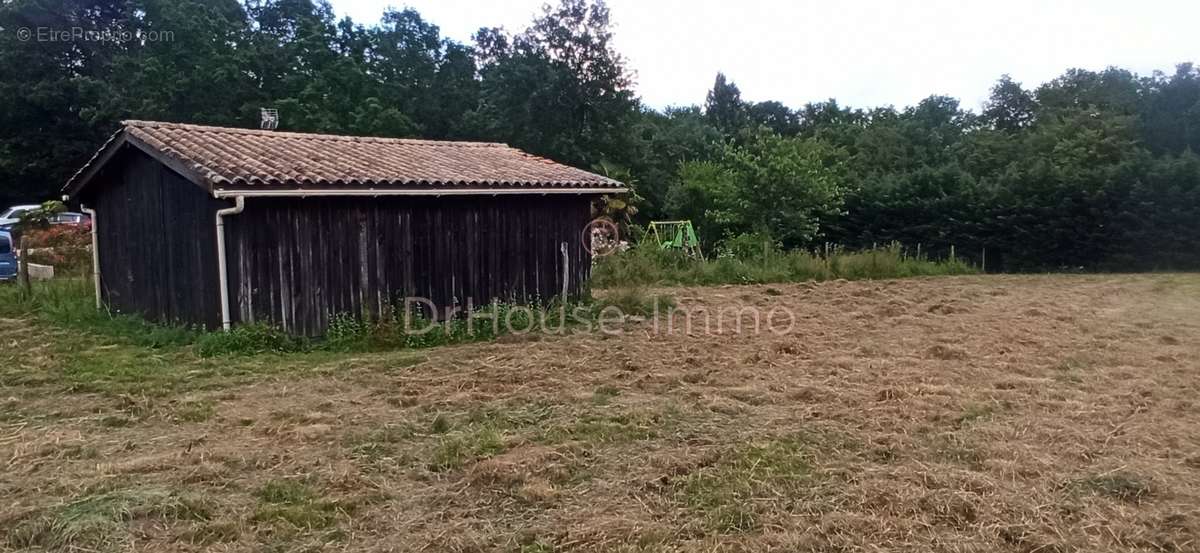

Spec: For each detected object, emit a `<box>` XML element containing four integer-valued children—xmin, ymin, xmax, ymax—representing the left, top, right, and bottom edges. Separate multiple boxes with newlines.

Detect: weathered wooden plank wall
<box><xmin>83</xmin><ymin>149</ymin><xmax>597</xmax><ymax>335</ymax></box>
<box><xmin>225</xmin><ymin>195</ymin><xmax>593</xmax><ymax>336</ymax></box>
<box><xmin>83</xmin><ymin>147</ymin><xmax>225</xmax><ymax>328</ymax></box>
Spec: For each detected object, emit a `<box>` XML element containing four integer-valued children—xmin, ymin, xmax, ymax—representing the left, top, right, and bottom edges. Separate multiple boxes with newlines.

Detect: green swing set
<box><xmin>647</xmin><ymin>220</ymin><xmax>703</xmax><ymax>259</ymax></box>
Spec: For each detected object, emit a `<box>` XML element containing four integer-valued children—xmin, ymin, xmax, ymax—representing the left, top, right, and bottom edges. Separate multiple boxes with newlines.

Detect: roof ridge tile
<box><xmin>121</xmin><ymin>119</ymin><xmax>502</xmax><ymax>148</ymax></box>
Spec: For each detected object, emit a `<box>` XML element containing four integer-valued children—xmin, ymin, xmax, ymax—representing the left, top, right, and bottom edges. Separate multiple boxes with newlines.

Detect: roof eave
<box><xmin>61</xmin><ymin>128</ymin><xmax>126</xmax><ymax>199</ymax></box>
<box><xmin>63</xmin><ymin>128</ymin><xmax>214</xmax><ymax>200</ymax></box>
<box><xmin>210</xmin><ymin>186</ymin><xmax>629</xmax><ymax>198</ymax></box>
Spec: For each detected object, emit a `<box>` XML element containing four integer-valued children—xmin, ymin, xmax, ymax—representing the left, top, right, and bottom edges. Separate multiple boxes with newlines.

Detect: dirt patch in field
<box><xmin>3</xmin><ymin>274</ymin><xmax>1200</xmax><ymax>552</ymax></box>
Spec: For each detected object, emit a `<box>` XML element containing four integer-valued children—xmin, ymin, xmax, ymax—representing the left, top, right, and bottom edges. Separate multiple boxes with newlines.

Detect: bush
<box><xmin>195</xmin><ymin>323</ymin><xmax>304</xmax><ymax>357</ymax></box>
<box><xmin>717</xmin><ymin>231</ymin><xmax>780</xmax><ymax>261</ymax></box>
<box><xmin>20</xmin><ymin>225</ymin><xmax>92</xmax><ymax>276</ymax></box>
<box><xmin>20</xmin><ymin>225</ymin><xmax>90</xmax><ymax>249</ymax></box>
<box><xmin>592</xmin><ymin>237</ymin><xmax>976</xmax><ymax>288</ymax></box>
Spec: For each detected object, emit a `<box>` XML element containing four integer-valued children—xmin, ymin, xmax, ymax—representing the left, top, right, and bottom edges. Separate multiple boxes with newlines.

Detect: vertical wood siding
<box><xmin>224</xmin><ymin>195</ymin><xmax>594</xmax><ymax>336</ymax></box>
<box><xmin>83</xmin><ymin>150</ymin><xmax>597</xmax><ymax>335</ymax></box>
<box><xmin>83</xmin><ymin>148</ymin><xmax>225</xmax><ymax>328</ymax></box>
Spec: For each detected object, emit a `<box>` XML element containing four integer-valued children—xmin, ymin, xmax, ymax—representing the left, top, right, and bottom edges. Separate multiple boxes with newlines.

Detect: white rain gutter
<box><xmin>80</xmin><ymin>205</ymin><xmax>101</xmax><ymax>309</ymax></box>
<box><xmin>211</xmin><ymin>187</ymin><xmax>626</xmax><ymax>198</ymax></box>
<box><xmin>215</xmin><ymin>196</ymin><xmax>245</xmax><ymax>331</ymax></box>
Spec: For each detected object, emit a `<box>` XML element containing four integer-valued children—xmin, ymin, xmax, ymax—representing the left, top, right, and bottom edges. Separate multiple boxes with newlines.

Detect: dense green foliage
<box><xmin>1</xmin><ymin>0</ymin><xmax>1197</xmax><ymax>270</ymax></box>
<box><xmin>593</xmin><ymin>239</ymin><xmax>975</xmax><ymax>288</ymax></box>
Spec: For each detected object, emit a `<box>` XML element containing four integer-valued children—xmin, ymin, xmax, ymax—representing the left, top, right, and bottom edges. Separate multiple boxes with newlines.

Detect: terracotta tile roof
<box><xmin>65</xmin><ymin>120</ymin><xmax>624</xmax><ymax>194</ymax></box>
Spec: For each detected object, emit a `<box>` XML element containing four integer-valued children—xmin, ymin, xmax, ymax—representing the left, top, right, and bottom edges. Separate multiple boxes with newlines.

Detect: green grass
<box><xmin>339</xmin><ymin>402</ymin><xmax>679</xmax><ymax>474</ymax></box>
<box><xmin>179</xmin><ymin>521</ymin><xmax>241</xmax><ymax>546</ymax></box>
<box><xmin>0</xmin><ymin>244</ymin><xmax>957</xmax><ymax>399</ymax></box>
<box><xmin>174</xmin><ymin>400</ymin><xmax>217</xmax><ymax>423</ymax></box>
<box><xmin>6</xmin><ymin>488</ymin><xmax>212</xmax><ymax>550</ymax></box>
<box><xmin>593</xmin><ymin>241</ymin><xmax>977</xmax><ymax>288</ymax></box>
<box><xmin>1</xmin><ymin>333</ymin><xmax>371</xmax><ymax>399</ymax></box>
<box><xmin>422</xmin><ymin>405</ymin><xmax>555</xmax><ymax>471</ymax></box>
<box><xmin>0</xmin><ymin>279</ymin><xmax>616</xmax><ymax>358</ymax></box>
<box><xmin>257</xmin><ymin>480</ymin><xmax>320</xmax><ymax>504</ymax></box>
<box><xmin>323</xmin><ymin>300</ymin><xmax>606</xmax><ymax>352</ymax></box>
<box><xmin>591</xmin><ymin>285</ymin><xmax>675</xmax><ymax>319</ymax></box>
<box><xmin>519</xmin><ymin>540</ymin><xmax>556</xmax><ymax>553</ymax></box>
<box><xmin>428</xmin><ymin>428</ymin><xmax>508</xmax><ymax>472</ymax></box>
<box><xmin>543</xmin><ymin>410</ymin><xmax>671</xmax><ymax>444</ymax></box>
<box><xmin>0</xmin><ymin>312</ymin><xmax>353</xmax><ymax>395</ymax></box>
<box><xmin>676</xmin><ymin>436</ymin><xmax>820</xmax><ymax>533</ymax></box>
<box><xmin>591</xmin><ymin>384</ymin><xmax>621</xmax><ymax>405</ymax></box>
<box><xmin>345</xmin><ymin>423</ymin><xmax>420</xmax><ymax>453</ymax></box>
<box><xmin>0</xmin><ymin>279</ymin><xmax>615</xmax><ymax>396</ymax></box>
<box><xmin>0</xmin><ymin>278</ymin><xmax>199</xmax><ymax>348</ymax></box>
<box><xmin>1070</xmin><ymin>472</ymin><xmax>1154</xmax><ymax>503</ymax></box>
<box><xmin>252</xmin><ymin>480</ymin><xmax>349</xmax><ymax>530</ymax></box>
<box><xmin>195</xmin><ymin>323</ymin><xmax>305</xmax><ymax>356</ymax></box>
<box><xmin>99</xmin><ymin>415</ymin><xmax>136</xmax><ymax>428</ymax></box>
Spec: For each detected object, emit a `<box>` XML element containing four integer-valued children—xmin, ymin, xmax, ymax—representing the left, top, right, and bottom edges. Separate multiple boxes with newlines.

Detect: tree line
<box><xmin>2</xmin><ymin>0</ymin><xmax>1198</xmax><ymax>270</ymax></box>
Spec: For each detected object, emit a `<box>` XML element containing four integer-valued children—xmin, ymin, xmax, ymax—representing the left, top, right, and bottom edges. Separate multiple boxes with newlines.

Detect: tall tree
<box><xmin>365</xmin><ymin>8</ymin><xmax>442</xmax><ymax>136</ymax></box>
<box><xmin>0</xmin><ymin>0</ymin><xmax>141</xmax><ymax>205</ymax></box>
<box><xmin>1035</xmin><ymin>67</ymin><xmax>1141</xmax><ymax>115</ymax></box>
<box><xmin>243</xmin><ymin>0</ymin><xmax>348</xmax><ymax>131</ymax></box>
<box><xmin>626</xmin><ymin>105</ymin><xmax>722</xmax><ymax>218</ymax></box>
<box><xmin>672</xmin><ymin>132</ymin><xmax>847</xmax><ymax>248</ymax></box>
<box><xmin>982</xmin><ymin>74</ymin><xmax>1035</xmax><ymax>132</ymax></box>
<box><xmin>704</xmin><ymin>72</ymin><xmax>745</xmax><ymax>137</ymax></box>
<box><xmin>1139</xmin><ymin>63</ymin><xmax>1200</xmax><ymax>155</ymax></box>
<box><xmin>471</xmin><ymin>0</ymin><xmax>636</xmax><ymax>167</ymax></box>
<box><xmin>747</xmin><ymin>100</ymin><xmax>800</xmax><ymax>135</ymax></box>
<box><xmin>103</xmin><ymin>0</ymin><xmax>253</xmax><ymax>123</ymax></box>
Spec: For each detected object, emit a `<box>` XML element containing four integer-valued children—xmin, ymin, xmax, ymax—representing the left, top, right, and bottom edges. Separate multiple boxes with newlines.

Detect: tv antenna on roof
<box><xmin>260</xmin><ymin>108</ymin><xmax>279</xmax><ymax>130</ymax></box>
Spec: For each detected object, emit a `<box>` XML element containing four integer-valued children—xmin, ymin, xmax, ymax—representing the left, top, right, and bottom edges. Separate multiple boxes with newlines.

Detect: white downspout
<box><xmin>560</xmin><ymin>242</ymin><xmax>569</xmax><ymax>304</ymax></box>
<box><xmin>215</xmin><ymin>196</ymin><xmax>245</xmax><ymax>331</ymax></box>
<box><xmin>80</xmin><ymin>205</ymin><xmax>101</xmax><ymax>309</ymax></box>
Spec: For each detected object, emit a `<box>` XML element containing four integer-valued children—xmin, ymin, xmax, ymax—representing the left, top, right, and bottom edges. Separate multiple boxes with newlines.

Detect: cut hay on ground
<box><xmin>2</xmin><ymin>274</ymin><xmax>1199</xmax><ymax>552</ymax></box>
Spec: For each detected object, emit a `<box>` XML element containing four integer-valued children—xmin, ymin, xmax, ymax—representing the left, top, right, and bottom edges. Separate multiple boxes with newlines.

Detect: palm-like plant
<box><xmin>591</xmin><ymin>160</ymin><xmax>642</xmax><ymax>229</ymax></box>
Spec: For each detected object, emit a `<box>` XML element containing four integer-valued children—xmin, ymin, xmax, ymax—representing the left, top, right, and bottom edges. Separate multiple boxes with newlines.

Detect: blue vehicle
<box><xmin>0</xmin><ymin>231</ymin><xmax>15</xmax><ymax>281</ymax></box>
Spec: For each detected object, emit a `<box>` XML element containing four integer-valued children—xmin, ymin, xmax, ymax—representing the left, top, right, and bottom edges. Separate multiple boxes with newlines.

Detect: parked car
<box><xmin>0</xmin><ymin>231</ymin><xmax>16</xmax><ymax>281</ymax></box>
<box><xmin>50</xmin><ymin>212</ymin><xmax>91</xmax><ymax>226</ymax></box>
<box><xmin>0</xmin><ymin>204</ymin><xmax>40</xmax><ymax>231</ymax></box>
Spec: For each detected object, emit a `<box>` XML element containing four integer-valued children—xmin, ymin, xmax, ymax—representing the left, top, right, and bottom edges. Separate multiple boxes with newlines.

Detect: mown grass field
<box><xmin>1</xmin><ymin>274</ymin><xmax>1199</xmax><ymax>552</ymax></box>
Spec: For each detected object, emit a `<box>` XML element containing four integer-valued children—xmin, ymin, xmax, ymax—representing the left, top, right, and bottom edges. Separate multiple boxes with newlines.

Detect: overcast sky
<box><xmin>331</xmin><ymin>0</ymin><xmax>1198</xmax><ymax>112</ymax></box>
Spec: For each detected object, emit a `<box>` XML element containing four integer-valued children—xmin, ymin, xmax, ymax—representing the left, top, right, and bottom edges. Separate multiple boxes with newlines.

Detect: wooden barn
<box><xmin>63</xmin><ymin>121</ymin><xmax>625</xmax><ymax>336</ymax></box>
